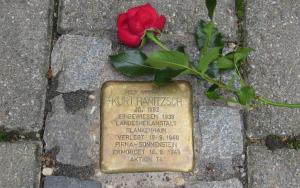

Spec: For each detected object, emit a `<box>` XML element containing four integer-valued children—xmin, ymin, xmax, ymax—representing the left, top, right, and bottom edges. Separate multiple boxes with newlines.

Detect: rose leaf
<box><xmin>109</xmin><ymin>50</ymin><xmax>156</xmax><ymax>77</ymax></box>
<box><xmin>237</xmin><ymin>85</ymin><xmax>256</xmax><ymax>105</ymax></box>
<box><xmin>205</xmin><ymin>0</ymin><xmax>217</xmax><ymax>20</ymax></box>
<box><xmin>198</xmin><ymin>47</ymin><xmax>222</xmax><ymax>73</ymax></box>
<box><xmin>145</xmin><ymin>50</ymin><xmax>190</xmax><ymax>70</ymax></box>
<box><xmin>154</xmin><ymin>68</ymin><xmax>184</xmax><ymax>86</ymax></box>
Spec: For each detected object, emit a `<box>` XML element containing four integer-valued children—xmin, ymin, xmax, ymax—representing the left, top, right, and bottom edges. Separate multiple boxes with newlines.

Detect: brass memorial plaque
<box><xmin>100</xmin><ymin>81</ymin><xmax>194</xmax><ymax>173</ymax></box>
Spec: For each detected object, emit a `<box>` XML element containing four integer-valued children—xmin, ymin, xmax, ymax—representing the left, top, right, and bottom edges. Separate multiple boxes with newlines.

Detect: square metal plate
<box><xmin>100</xmin><ymin>81</ymin><xmax>194</xmax><ymax>173</ymax></box>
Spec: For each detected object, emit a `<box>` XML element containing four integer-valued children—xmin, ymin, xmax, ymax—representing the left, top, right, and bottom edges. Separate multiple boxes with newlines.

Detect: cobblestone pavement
<box><xmin>0</xmin><ymin>0</ymin><xmax>299</xmax><ymax>188</ymax></box>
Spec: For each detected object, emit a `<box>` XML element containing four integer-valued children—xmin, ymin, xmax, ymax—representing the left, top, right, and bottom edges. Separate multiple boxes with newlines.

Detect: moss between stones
<box><xmin>236</xmin><ymin>0</ymin><xmax>244</xmax><ymax>21</ymax></box>
<box><xmin>0</xmin><ymin>130</ymin><xmax>19</xmax><ymax>142</ymax></box>
<box><xmin>265</xmin><ymin>135</ymin><xmax>300</xmax><ymax>151</ymax></box>
<box><xmin>235</xmin><ymin>0</ymin><xmax>245</xmax><ymax>45</ymax></box>
<box><xmin>0</xmin><ymin>131</ymin><xmax>9</xmax><ymax>142</ymax></box>
<box><xmin>0</xmin><ymin>129</ymin><xmax>41</xmax><ymax>142</ymax></box>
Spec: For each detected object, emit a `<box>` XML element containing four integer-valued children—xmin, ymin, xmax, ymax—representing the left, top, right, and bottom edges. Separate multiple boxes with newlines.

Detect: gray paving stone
<box><xmin>0</xmin><ymin>142</ymin><xmax>41</xmax><ymax>188</ymax></box>
<box><xmin>51</xmin><ymin>34</ymin><xmax>113</xmax><ymax>93</ymax></box>
<box><xmin>247</xmin><ymin>146</ymin><xmax>300</xmax><ymax>188</ymax></box>
<box><xmin>44</xmin><ymin>176</ymin><xmax>102</xmax><ymax>188</ymax></box>
<box><xmin>51</xmin><ymin>33</ymin><xmax>165</xmax><ymax>94</ymax></box>
<box><xmin>197</xmin><ymin>106</ymin><xmax>244</xmax><ymax>179</ymax></box>
<box><xmin>0</xmin><ymin>0</ymin><xmax>52</xmax><ymax>132</ymax></box>
<box><xmin>245</xmin><ymin>0</ymin><xmax>300</xmax><ymax>138</ymax></box>
<box><xmin>44</xmin><ymin>94</ymin><xmax>100</xmax><ymax>166</ymax></box>
<box><xmin>57</xmin><ymin>0</ymin><xmax>237</xmax><ymax>40</ymax></box>
<box><xmin>199</xmin><ymin>106</ymin><xmax>244</xmax><ymax>158</ymax></box>
<box><xmin>186</xmin><ymin>178</ymin><xmax>243</xmax><ymax>188</ymax></box>
<box><xmin>94</xmin><ymin>171</ymin><xmax>183</xmax><ymax>188</ymax></box>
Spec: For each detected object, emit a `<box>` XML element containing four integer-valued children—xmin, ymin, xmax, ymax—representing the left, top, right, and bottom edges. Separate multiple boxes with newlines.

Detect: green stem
<box><xmin>183</xmin><ymin>66</ymin><xmax>238</xmax><ymax>93</ymax></box>
<box><xmin>201</xmin><ymin>73</ymin><xmax>239</xmax><ymax>93</ymax></box>
<box><xmin>219</xmin><ymin>96</ymin><xmax>240</xmax><ymax>105</ymax></box>
<box><xmin>258</xmin><ymin>97</ymin><xmax>300</xmax><ymax>108</ymax></box>
<box><xmin>146</xmin><ymin>31</ymin><xmax>170</xmax><ymax>51</ymax></box>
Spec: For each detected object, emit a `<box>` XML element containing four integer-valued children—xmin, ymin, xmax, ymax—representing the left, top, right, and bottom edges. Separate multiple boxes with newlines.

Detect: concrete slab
<box><xmin>186</xmin><ymin>178</ymin><xmax>243</xmax><ymax>188</ymax></box>
<box><xmin>44</xmin><ymin>176</ymin><xmax>102</xmax><ymax>188</ymax></box>
<box><xmin>0</xmin><ymin>0</ymin><xmax>52</xmax><ymax>132</ymax></box>
<box><xmin>0</xmin><ymin>142</ymin><xmax>42</xmax><ymax>188</ymax></box>
<box><xmin>247</xmin><ymin>146</ymin><xmax>300</xmax><ymax>188</ymax></box>
<box><xmin>245</xmin><ymin>0</ymin><xmax>300</xmax><ymax>139</ymax></box>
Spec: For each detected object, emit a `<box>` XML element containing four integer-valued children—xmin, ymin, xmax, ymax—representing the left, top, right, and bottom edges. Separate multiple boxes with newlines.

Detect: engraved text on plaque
<box><xmin>100</xmin><ymin>81</ymin><xmax>194</xmax><ymax>173</ymax></box>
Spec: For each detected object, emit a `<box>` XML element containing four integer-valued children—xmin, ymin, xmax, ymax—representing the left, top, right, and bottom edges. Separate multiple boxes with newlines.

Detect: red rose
<box><xmin>117</xmin><ymin>3</ymin><xmax>166</xmax><ymax>47</ymax></box>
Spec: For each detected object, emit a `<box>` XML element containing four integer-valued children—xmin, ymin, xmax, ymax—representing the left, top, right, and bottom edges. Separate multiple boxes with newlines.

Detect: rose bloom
<box><xmin>117</xmin><ymin>3</ymin><xmax>166</xmax><ymax>47</ymax></box>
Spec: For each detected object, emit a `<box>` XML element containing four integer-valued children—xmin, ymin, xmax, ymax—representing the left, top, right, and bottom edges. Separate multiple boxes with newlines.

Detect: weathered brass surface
<box><xmin>100</xmin><ymin>81</ymin><xmax>194</xmax><ymax>173</ymax></box>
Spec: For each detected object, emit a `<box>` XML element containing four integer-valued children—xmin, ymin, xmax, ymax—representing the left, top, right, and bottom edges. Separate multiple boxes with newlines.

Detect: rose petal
<box><xmin>128</xmin><ymin>17</ymin><xmax>145</xmax><ymax>36</ymax></box>
<box><xmin>153</xmin><ymin>15</ymin><xmax>166</xmax><ymax>31</ymax></box>
<box><xmin>117</xmin><ymin>28</ymin><xmax>141</xmax><ymax>47</ymax></box>
<box><xmin>117</xmin><ymin>13</ymin><xmax>128</xmax><ymax>29</ymax></box>
<box><xmin>127</xmin><ymin>5</ymin><xmax>141</xmax><ymax>18</ymax></box>
<box><xmin>141</xmin><ymin>3</ymin><xmax>158</xmax><ymax>21</ymax></box>
<box><xmin>136</xmin><ymin>10</ymin><xmax>154</xmax><ymax>28</ymax></box>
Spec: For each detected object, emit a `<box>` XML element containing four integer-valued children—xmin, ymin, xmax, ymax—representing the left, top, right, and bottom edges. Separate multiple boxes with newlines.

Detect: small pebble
<box><xmin>241</xmin><ymin>172</ymin><xmax>246</xmax><ymax>178</ymax></box>
<box><xmin>94</xmin><ymin>169</ymin><xmax>102</xmax><ymax>177</ymax></box>
<box><xmin>241</xmin><ymin>154</ymin><xmax>245</xmax><ymax>160</ymax></box>
<box><xmin>42</xmin><ymin>167</ymin><xmax>54</xmax><ymax>176</ymax></box>
<box><xmin>228</xmin><ymin>42</ymin><xmax>237</xmax><ymax>49</ymax></box>
<box><xmin>175</xmin><ymin>177</ymin><xmax>185</xmax><ymax>186</ymax></box>
<box><xmin>89</xmin><ymin>95</ymin><xmax>96</xmax><ymax>100</ymax></box>
<box><xmin>90</xmin><ymin>106</ymin><xmax>96</xmax><ymax>114</ymax></box>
